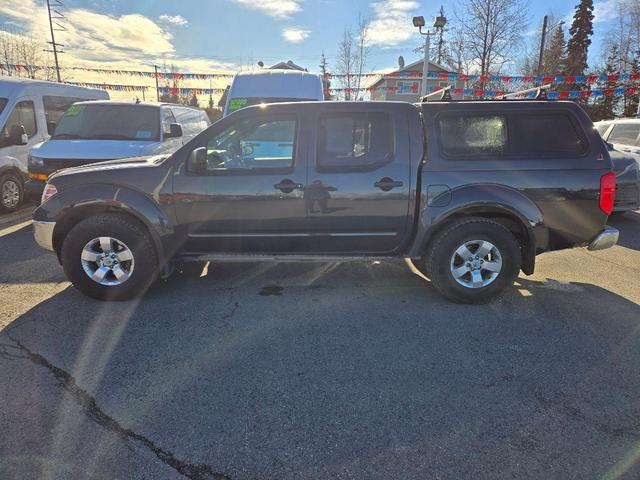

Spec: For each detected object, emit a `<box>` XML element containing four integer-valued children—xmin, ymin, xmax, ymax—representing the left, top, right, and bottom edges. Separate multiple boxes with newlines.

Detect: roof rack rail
<box><xmin>496</xmin><ymin>83</ymin><xmax>553</xmax><ymax>100</ymax></box>
<box><xmin>420</xmin><ymin>85</ymin><xmax>453</xmax><ymax>103</ymax></box>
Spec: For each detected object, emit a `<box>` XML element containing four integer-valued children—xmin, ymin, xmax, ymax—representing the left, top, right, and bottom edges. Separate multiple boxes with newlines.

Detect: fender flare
<box><xmin>409</xmin><ymin>184</ymin><xmax>546</xmax><ymax>275</ymax></box>
<box><xmin>43</xmin><ymin>183</ymin><xmax>174</xmax><ymax>263</ymax></box>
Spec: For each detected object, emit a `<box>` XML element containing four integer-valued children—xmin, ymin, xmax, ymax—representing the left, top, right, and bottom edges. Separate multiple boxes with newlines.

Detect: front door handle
<box><xmin>274</xmin><ymin>179</ymin><xmax>303</xmax><ymax>194</ymax></box>
<box><xmin>374</xmin><ymin>177</ymin><xmax>404</xmax><ymax>192</ymax></box>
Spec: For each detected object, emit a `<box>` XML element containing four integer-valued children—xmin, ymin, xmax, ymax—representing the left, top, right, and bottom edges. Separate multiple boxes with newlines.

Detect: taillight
<box><xmin>41</xmin><ymin>184</ymin><xmax>58</xmax><ymax>204</ymax></box>
<box><xmin>599</xmin><ymin>172</ymin><xmax>616</xmax><ymax>215</ymax></box>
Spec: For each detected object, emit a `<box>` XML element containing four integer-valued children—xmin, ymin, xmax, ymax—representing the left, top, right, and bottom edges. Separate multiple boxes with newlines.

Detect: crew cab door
<box><xmin>172</xmin><ymin>106</ymin><xmax>308</xmax><ymax>253</ymax></box>
<box><xmin>306</xmin><ymin>103</ymin><xmax>413</xmax><ymax>254</ymax></box>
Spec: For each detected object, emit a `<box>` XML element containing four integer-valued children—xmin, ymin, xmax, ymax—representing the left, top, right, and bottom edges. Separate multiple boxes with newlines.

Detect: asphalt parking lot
<box><xmin>0</xmin><ymin>212</ymin><xmax>639</xmax><ymax>480</ymax></box>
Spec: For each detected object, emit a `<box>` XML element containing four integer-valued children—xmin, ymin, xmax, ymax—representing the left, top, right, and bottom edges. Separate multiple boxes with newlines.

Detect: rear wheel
<box><xmin>0</xmin><ymin>172</ymin><xmax>23</xmax><ymax>213</ymax></box>
<box><xmin>61</xmin><ymin>213</ymin><xmax>158</xmax><ymax>301</ymax></box>
<box><xmin>425</xmin><ymin>218</ymin><xmax>521</xmax><ymax>304</ymax></box>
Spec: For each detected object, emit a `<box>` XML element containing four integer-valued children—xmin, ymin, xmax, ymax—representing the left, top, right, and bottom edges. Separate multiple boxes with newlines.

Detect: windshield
<box><xmin>227</xmin><ymin>97</ymin><xmax>317</xmax><ymax>114</ymax></box>
<box><xmin>0</xmin><ymin>98</ymin><xmax>7</xmax><ymax>116</ymax></box>
<box><xmin>52</xmin><ymin>104</ymin><xmax>160</xmax><ymax>141</ymax></box>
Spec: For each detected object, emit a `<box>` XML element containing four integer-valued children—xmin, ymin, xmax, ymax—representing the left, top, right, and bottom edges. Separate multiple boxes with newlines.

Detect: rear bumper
<box><xmin>33</xmin><ymin>220</ymin><xmax>56</xmax><ymax>252</ymax></box>
<box><xmin>587</xmin><ymin>227</ymin><xmax>619</xmax><ymax>251</ymax></box>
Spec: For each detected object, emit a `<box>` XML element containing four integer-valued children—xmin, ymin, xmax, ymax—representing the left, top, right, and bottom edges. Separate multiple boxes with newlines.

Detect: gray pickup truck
<box><xmin>33</xmin><ymin>100</ymin><xmax>619</xmax><ymax>303</ymax></box>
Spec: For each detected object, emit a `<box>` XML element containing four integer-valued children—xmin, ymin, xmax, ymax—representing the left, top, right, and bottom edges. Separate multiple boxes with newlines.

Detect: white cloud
<box><xmin>228</xmin><ymin>0</ymin><xmax>302</xmax><ymax>19</ymax></box>
<box><xmin>593</xmin><ymin>0</ymin><xmax>620</xmax><ymax>23</ymax></box>
<box><xmin>366</xmin><ymin>0</ymin><xmax>419</xmax><ymax>47</ymax></box>
<box><xmin>282</xmin><ymin>27</ymin><xmax>310</xmax><ymax>43</ymax></box>
<box><xmin>159</xmin><ymin>15</ymin><xmax>189</xmax><ymax>26</ymax></box>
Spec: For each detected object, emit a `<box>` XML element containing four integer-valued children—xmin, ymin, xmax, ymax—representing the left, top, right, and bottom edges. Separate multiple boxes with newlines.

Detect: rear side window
<box><xmin>608</xmin><ymin>124</ymin><xmax>640</xmax><ymax>147</ymax></box>
<box><xmin>317</xmin><ymin>112</ymin><xmax>393</xmax><ymax>170</ymax></box>
<box><xmin>512</xmin><ymin>114</ymin><xmax>587</xmax><ymax>156</ymax></box>
<box><xmin>439</xmin><ymin>115</ymin><xmax>507</xmax><ymax>156</ymax></box>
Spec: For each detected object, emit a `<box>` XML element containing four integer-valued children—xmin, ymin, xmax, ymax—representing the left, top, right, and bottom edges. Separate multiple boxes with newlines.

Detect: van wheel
<box><xmin>61</xmin><ymin>213</ymin><xmax>158</xmax><ymax>301</ymax></box>
<box><xmin>425</xmin><ymin>218</ymin><xmax>521</xmax><ymax>304</ymax></box>
<box><xmin>0</xmin><ymin>172</ymin><xmax>23</xmax><ymax>212</ymax></box>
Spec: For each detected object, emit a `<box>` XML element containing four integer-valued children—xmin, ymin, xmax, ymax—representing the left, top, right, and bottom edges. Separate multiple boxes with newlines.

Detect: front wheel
<box><xmin>61</xmin><ymin>213</ymin><xmax>159</xmax><ymax>301</ymax></box>
<box><xmin>0</xmin><ymin>172</ymin><xmax>24</xmax><ymax>212</ymax></box>
<box><xmin>425</xmin><ymin>218</ymin><xmax>521</xmax><ymax>304</ymax></box>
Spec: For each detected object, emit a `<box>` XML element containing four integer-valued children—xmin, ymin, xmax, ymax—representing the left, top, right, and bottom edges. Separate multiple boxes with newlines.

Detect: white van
<box><xmin>0</xmin><ymin>77</ymin><xmax>108</xmax><ymax>212</ymax></box>
<box><xmin>26</xmin><ymin>101</ymin><xmax>210</xmax><ymax>199</ymax></box>
<box><xmin>223</xmin><ymin>70</ymin><xmax>324</xmax><ymax>117</ymax></box>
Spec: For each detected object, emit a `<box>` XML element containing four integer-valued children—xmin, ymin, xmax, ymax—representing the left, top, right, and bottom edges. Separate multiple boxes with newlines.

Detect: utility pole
<box><xmin>537</xmin><ymin>15</ymin><xmax>549</xmax><ymax>76</ymax></box>
<box><xmin>154</xmin><ymin>65</ymin><xmax>160</xmax><ymax>101</ymax></box>
<box><xmin>45</xmin><ymin>0</ymin><xmax>65</xmax><ymax>82</ymax></box>
<box><xmin>413</xmin><ymin>14</ymin><xmax>447</xmax><ymax>98</ymax></box>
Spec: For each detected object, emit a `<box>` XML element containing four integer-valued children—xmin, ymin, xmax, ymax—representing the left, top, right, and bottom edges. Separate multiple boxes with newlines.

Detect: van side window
<box><xmin>513</xmin><ymin>114</ymin><xmax>587</xmax><ymax>156</ymax></box>
<box><xmin>438</xmin><ymin>115</ymin><xmax>507</xmax><ymax>157</ymax></box>
<box><xmin>43</xmin><ymin>96</ymin><xmax>85</xmax><ymax>134</ymax></box>
<box><xmin>317</xmin><ymin>112</ymin><xmax>393</xmax><ymax>171</ymax></box>
<box><xmin>608</xmin><ymin>124</ymin><xmax>640</xmax><ymax>147</ymax></box>
<box><xmin>1</xmin><ymin>100</ymin><xmax>37</xmax><ymax>140</ymax></box>
<box><xmin>205</xmin><ymin>116</ymin><xmax>296</xmax><ymax>173</ymax></box>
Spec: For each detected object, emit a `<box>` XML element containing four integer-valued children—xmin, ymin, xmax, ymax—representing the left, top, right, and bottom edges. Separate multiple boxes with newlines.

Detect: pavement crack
<box><xmin>1</xmin><ymin>332</ymin><xmax>232</xmax><ymax>480</ymax></box>
<box><xmin>220</xmin><ymin>289</ymin><xmax>240</xmax><ymax>325</ymax></box>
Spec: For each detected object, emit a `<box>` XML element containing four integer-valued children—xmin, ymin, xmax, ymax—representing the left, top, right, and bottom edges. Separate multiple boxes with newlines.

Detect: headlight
<box><xmin>41</xmin><ymin>183</ymin><xmax>58</xmax><ymax>204</ymax></box>
<box><xmin>28</xmin><ymin>155</ymin><xmax>44</xmax><ymax>168</ymax></box>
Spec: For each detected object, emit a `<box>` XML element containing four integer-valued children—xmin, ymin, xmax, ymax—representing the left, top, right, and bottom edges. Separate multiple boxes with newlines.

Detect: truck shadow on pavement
<box><xmin>1</xmin><ymin>259</ymin><xmax>640</xmax><ymax>480</ymax></box>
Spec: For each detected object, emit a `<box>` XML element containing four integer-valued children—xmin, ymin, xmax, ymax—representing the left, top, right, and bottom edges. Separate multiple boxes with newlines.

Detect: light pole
<box><xmin>413</xmin><ymin>15</ymin><xmax>447</xmax><ymax>97</ymax></box>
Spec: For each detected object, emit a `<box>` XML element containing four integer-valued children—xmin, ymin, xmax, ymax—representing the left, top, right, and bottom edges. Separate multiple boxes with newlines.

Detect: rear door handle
<box><xmin>374</xmin><ymin>177</ymin><xmax>404</xmax><ymax>192</ymax></box>
<box><xmin>274</xmin><ymin>179</ymin><xmax>303</xmax><ymax>194</ymax></box>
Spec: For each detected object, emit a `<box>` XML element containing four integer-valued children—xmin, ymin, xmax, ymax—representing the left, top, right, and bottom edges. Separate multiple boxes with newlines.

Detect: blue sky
<box><xmin>0</xmin><ymin>0</ymin><xmax>623</xmax><ymax>99</ymax></box>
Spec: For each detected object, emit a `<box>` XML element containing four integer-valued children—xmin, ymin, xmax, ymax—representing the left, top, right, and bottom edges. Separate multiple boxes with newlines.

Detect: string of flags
<box><xmin>69</xmin><ymin>82</ymin><xmax>150</xmax><ymax>92</ymax></box>
<box><xmin>2</xmin><ymin>62</ymin><xmax>640</xmax><ymax>85</ymax></box>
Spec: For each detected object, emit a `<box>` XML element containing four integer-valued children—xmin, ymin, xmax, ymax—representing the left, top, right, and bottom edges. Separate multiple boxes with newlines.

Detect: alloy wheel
<box><xmin>81</xmin><ymin>237</ymin><xmax>135</xmax><ymax>286</ymax></box>
<box><xmin>1</xmin><ymin>179</ymin><xmax>20</xmax><ymax>209</ymax></box>
<box><xmin>449</xmin><ymin>240</ymin><xmax>503</xmax><ymax>289</ymax></box>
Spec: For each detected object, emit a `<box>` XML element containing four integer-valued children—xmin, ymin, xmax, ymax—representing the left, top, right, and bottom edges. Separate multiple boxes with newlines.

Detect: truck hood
<box><xmin>31</xmin><ymin>139</ymin><xmax>159</xmax><ymax>160</ymax></box>
<box><xmin>50</xmin><ymin>154</ymin><xmax>170</xmax><ymax>180</ymax></box>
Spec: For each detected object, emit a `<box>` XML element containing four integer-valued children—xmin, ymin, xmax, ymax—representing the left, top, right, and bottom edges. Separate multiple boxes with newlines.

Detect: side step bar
<box><xmin>180</xmin><ymin>254</ymin><xmax>404</xmax><ymax>263</ymax></box>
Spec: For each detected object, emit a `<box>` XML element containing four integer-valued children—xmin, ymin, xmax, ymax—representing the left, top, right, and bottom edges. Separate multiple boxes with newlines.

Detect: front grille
<box><xmin>615</xmin><ymin>183</ymin><xmax>640</xmax><ymax>208</ymax></box>
<box><xmin>43</xmin><ymin>158</ymin><xmax>113</xmax><ymax>173</ymax></box>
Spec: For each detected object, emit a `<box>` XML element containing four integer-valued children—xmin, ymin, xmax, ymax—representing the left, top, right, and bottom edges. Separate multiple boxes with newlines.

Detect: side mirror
<box><xmin>165</xmin><ymin>123</ymin><xmax>183</xmax><ymax>139</ymax></box>
<box><xmin>9</xmin><ymin>125</ymin><xmax>28</xmax><ymax>146</ymax></box>
<box><xmin>47</xmin><ymin>121</ymin><xmax>57</xmax><ymax>135</ymax></box>
<box><xmin>187</xmin><ymin>147</ymin><xmax>207</xmax><ymax>174</ymax></box>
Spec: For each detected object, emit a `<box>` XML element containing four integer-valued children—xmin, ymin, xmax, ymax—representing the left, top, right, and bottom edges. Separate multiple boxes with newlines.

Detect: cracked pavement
<box><xmin>0</xmin><ymin>212</ymin><xmax>639</xmax><ymax>479</ymax></box>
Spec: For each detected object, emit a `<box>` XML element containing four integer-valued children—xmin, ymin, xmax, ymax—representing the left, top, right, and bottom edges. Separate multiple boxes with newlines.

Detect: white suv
<box><xmin>595</xmin><ymin>118</ymin><xmax>640</xmax><ymax>155</ymax></box>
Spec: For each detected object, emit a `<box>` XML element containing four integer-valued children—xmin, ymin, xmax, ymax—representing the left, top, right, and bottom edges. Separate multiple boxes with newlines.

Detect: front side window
<box><xmin>439</xmin><ymin>115</ymin><xmax>507</xmax><ymax>157</ymax></box>
<box><xmin>317</xmin><ymin>112</ymin><xmax>393</xmax><ymax>170</ymax></box>
<box><xmin>0</xmin><ymin>100</ymin><xmax>37</xmax><ymax>146</ymax></box>
<box><xmin>0</xmin><ymin>98</ymin><xmax>8</xmax><ymax>116</ymax></box>
<box><xmin>205</xmin><ymin>116</ymin><xmax>296</xmax><ymax>172</ymax></box>
<box><xmin>513</xmin><ymin>114</ymin><xmax>587</xmax><ymax>156</ymax></box>
<box><xmin>53</xmin><ymin>104</ymin><xmax>160</xmax><ymax>141</ymax></box>
<box><xmin>608</xmin><ymin>124</ymin><xmax>640</xmax><ymax>147</ymax></box>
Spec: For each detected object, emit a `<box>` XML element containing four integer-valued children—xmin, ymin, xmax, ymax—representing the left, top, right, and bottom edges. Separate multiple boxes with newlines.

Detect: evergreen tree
<box><xmin>566</xmin><ymin>0</ymin><xmax>594</xmax><ymax>76</ymax></box>
<box><xmin>624</xmin><ymin>50</ymin><xmax>639</xmax><ymax>117</ymax></box>
<box><xmin>593</xmin><ymin>45</ymin><xmax>621</xmax><ymax>121</ymax></box>
<box><xmin>543</xmin><ymin>23</ymin><xmax>568</xmax><ymax>75</ymax></box>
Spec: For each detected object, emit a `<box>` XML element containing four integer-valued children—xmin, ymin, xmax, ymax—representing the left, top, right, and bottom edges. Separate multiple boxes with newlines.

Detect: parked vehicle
<box><xmin>26</xmin><ymin>101</ymin><xmax>210</xmax><ymax>199</ymax></box>
<box><xmin>0</xmin><ymin>77</ymin><xmax>108</xmax><ymax>212</ymax></box>
<box><xmin>607</xmin><ymin>148</ymin><xmax>640</xmax><ymax>214</ymax></box>
<box><xmin>596</xmin><ymin>118</ymin><xmax>640</xmax><ymax>155</ymax></box>
<box><xmin>223</xmin><ymin>70</ymin><xmax>324</xmax><ymax>117</ymax></box>
<box><xmin>33</xmin><ymin>100</ymin><xmax>618</xmax><ymax>303</ymax></box>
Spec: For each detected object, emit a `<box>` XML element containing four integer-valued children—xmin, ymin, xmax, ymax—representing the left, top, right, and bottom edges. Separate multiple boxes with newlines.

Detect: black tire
<box><xmin>61</xmin><ymin>213</ymin><xmax>159</xmax><ymax>301</ymax></box>
<box><xmin>425</xmin><ymin>217</ymin><xmax>521</xmax><ymax>304</ymax></box>
<box><xmin>0</xmin><ymin>172</ymin><xmax>24</xmax><ymax>213</ymax></box>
